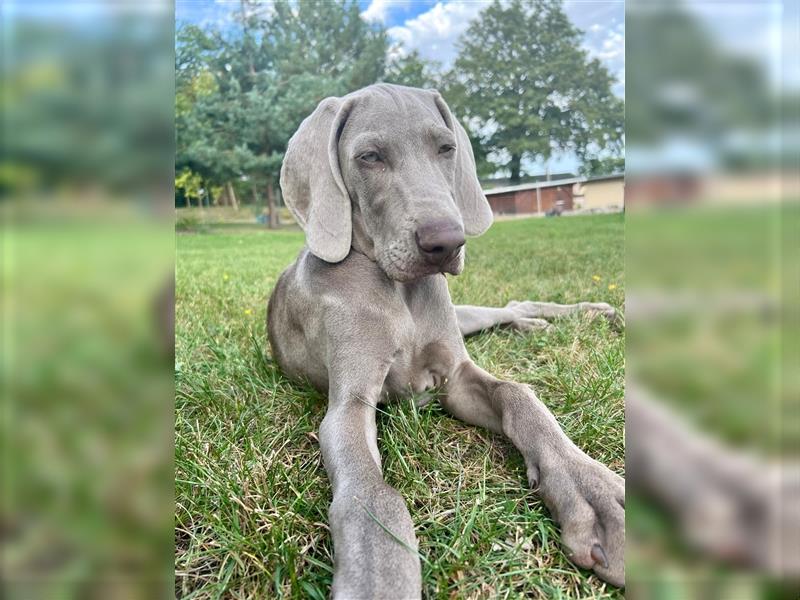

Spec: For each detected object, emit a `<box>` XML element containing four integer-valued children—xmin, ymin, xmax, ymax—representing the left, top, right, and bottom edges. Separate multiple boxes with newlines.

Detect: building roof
<box><xmin>480</xmin><ymin>172</ymin><xmax>576</xmax><ymax>189</ymax></box>
<box><xmin>482</xmin><ymin>173</ymin><xmax>624</xmax><ymax>196</ymax></box>
<box><xmin>483</xmin><ymin>177</ymin><xmax>581</xmax><ymax>196</ymax></box>
<box><xmin>582</xmin><ymin>173</ymin><xmax>625</xmax><ymax>183</ymax></box>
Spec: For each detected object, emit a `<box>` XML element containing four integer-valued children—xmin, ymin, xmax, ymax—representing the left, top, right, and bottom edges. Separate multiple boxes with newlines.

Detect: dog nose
<box><xmin>415</xmin><ymin>219</ymin><xmax>466</xmax><ymax>265</ymax></box>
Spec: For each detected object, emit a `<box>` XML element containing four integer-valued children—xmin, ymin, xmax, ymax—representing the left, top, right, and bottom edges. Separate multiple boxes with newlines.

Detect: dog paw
<box><xmin>577</xmin><ymin>302</ymin><xmax>624</xmax><ymax>330</ymax></box>
<box><xmin>504</xmin><ymin>301</ymin><xmax>552</xmax><ymax>333</ymax></box>
<box><xmin>539</xmin><ymin>453</ymin><xmax>625</xmax><ymax>587</ymax></box>
<box><xmin>677</xmin><ymin>463</ymin><xmax>800</xmax><ymax>576</ymax></box>
<box><xmin>509</xmin><ymin>317</ymin><xmax>552</xmax><ymax>333</ymax></box>
<box><xmin>504</xmin><ymin>300</ymin><xmax>624</xmax><ymax>331</ymax></box>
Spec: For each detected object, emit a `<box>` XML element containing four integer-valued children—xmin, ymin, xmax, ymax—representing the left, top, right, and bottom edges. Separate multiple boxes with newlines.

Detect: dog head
<box><xmin>280</xmin><ymin>84</ymin><xmax>493</xmax><ymax>281</ymax></box>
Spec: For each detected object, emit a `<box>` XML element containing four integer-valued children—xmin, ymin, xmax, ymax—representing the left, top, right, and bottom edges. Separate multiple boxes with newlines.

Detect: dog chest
<box><xmin>382</xmin><ymin>339</ymin><xmax>456</xmax><ymax>400</ymax></box>
<box><xmin>378</xmin><ymin>276</ymin><xmax>465</xmax><ymax>400</ymax></box>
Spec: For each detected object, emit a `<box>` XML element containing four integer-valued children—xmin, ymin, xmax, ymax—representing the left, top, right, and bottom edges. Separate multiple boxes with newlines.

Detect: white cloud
<box><xmin>595</xmin><ymin>30</ymin><xmax>623</xmax><ymax>60</ymax></box>
<box><xmin>387</xmin><ymin>0</ymin><xmax>625</xmax><ymax>98</ymax></box>
<box><xmin>579</xmin><ymin>18</ymin><xmax>624</xmax><ymax>96</ymax></box>
<box><xmin>361</xmin><ymin>0</ymin><xmax>391</xmax><ymax>23</ymax></box>
<box><xmin>387</xmin><ymin>1</ymin><xmax>484</xmax><ymax>67</ymax></box>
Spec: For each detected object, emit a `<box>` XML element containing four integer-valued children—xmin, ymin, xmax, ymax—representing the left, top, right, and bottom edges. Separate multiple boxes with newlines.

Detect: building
<box><xmin>480</xmin><ymin>172</ymin><xmax>576</xmax><ymax>190</ymax></box>
<box><xmin>483</xmin><ymin>177</ymin><xmax>579</xmax><ymax>215</ymax></box>
<box><xmin>482</xmin><ymin>174</ymin><xmax>625</xmax><ymax>216</ymax></box>
<box><xmin>573</xmin><ymin>173</ymin><xmax>625</xmax><ymax>211</ymax></box>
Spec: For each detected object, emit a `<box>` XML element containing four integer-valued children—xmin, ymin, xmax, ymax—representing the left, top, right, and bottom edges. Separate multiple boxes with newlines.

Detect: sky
<box><xmin>682</xmin><ymin>1</ymin><xmax>789</xmax><ymax>92</ymax></box>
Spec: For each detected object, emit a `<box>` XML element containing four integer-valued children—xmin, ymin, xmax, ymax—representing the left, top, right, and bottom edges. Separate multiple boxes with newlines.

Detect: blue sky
<box><xmin>176</xmin><ymin>0</ymin><xmax>624</xmax><ymax>174</ymax></box>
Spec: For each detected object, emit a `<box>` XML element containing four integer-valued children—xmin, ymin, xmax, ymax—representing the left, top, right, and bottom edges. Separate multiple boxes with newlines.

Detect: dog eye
<box><xmin>359</xmin><ymin>151</ymin><xmax>382</xmax><ymax>164</ymax></box>
<box><xmin>439</xmin><ymin>144</ymin><xmax>456</xmax><ymax>155</ymax></box>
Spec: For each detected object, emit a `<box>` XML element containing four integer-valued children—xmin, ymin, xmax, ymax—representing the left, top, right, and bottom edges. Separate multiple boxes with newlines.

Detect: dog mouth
<box><xmin>437</xmin><ymin>246</ymin><xmax>464</xmax><ymax>276</ymax></box>
<box><xmin>380</xmin><ymin>243</ymin><xmax>464</xmax><ymax>281</ymax></box>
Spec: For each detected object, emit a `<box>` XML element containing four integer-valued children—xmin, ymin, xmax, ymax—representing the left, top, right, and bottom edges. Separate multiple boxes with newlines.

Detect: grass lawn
<box><xmin>175</xmin><ymin>214</ymin><xmax>625</xmax><ymax>599</ymax></box>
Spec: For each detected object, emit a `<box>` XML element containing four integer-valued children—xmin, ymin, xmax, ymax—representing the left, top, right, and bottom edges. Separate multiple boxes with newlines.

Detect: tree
<box><xmin>3</xmin><ymin>18</ymin><xmax>173</xmax><ymax>194</ymax></box>
<box><xmin>625</xmin><ymin>3</ymin><xmax>775</xmax><ymax>158</ymax></box>
<box><xmin>582</xmin><ymin>156</ymin><xmax>624</xmax><ymax>178</ymax></box>
<box><xmin>383</xmin><ymin>50</ymin><xmax>441</xmax><ymax>89</ymax></box>
<box><xmin>447</xmin><ymin>0</ymin><xmax>623</xmax><ymax>182</ymax></box>
<box><xmin>175</xmin><ymin>168</ymin><xmax>204</xmax><ymax>207</ymax></box>
<box><xmin>253</xmin><ymin>0</ymin><xmax>387</xmax><ymax>225</ymax></box>
<box><xmin>175</xmin><ymin>24</ymin><xmax>229</xmax><ymax>206</ymax></box>
<box><xmin>175</xmin><ymin>0</ymin><xmax>388</xmax><ymax>225</ymax></box>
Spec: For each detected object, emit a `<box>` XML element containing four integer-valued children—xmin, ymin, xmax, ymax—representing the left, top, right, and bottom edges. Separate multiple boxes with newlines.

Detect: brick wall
<box><xmin>486</xmin><ymin>185</ymin><xmax>574</xmax><ymax>215</ymax></box>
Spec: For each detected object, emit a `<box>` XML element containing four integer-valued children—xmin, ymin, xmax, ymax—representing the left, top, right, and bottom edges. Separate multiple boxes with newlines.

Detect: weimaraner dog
<box><xmin>267</xmin><ymin>84</ymin><xmax>624</xmax><ymax>597</ymax></box>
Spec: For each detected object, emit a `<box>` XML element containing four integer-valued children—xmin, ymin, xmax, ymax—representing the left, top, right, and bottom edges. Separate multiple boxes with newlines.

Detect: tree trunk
<box><xmin>267</xmin><ymin>178</ymin><xmax>278</xmax><ymax>229</ymax></box>
<box><xmin>226</xmin><ymin>181</ymin><xmax>239</xmax><ymax>211</ymax></box>
<box><xmin>509</xmin><ymin>154</ymin><xmax>522</xmax><ymax>184</ymax></box>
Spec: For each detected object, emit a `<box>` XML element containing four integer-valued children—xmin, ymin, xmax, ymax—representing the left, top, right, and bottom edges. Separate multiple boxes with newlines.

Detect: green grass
<box><xmin>4</xmin><ymin>217</ymin><xmax>175</xmax><ymax>598</ymax></box>
<box><xmin>175</xmin><ymin>214</ymin><xmax>624</xmax><ymax>599</ymax></box>
<box><xmin>626</xmin><ymin>204</ymin><xmax>795</xmax><ymax>455</ymax></box>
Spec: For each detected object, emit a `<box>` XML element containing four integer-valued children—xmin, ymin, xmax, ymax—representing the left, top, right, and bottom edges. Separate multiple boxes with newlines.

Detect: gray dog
<box><xmin>267</xmin><ymin>84</ymin><xmax>624</xmax><ymax>598</ymax></box>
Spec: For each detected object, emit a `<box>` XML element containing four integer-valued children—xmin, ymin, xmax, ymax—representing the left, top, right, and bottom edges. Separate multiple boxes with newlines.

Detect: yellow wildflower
<box><xmin>592</xmin><ymin>275</ymin><xmax>601</xmax><ymax>282</ymax></box>
<box><xmin>608</xmin><ymin>283</ymin><xmax>617</xmax><ymax>290</ymax></box>
<box><xmin>244</xmin><ymin>308</ymin><xmax>252</xmax><ymax>315</ymax></box>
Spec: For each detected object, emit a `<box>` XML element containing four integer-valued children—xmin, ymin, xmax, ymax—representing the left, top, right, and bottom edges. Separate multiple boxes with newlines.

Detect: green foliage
<box><xmin>175</xmin><ymin>168</ymin><xmax>204</xmax><ymax>205</ymax></box>
<box><xmin>175</xmin><ymin>210</ymin><xmax>205</xmax><ymax>233</ymax></box>
<box><xmin>265</xmin><ymin>1</ymin><xmax>387</xmax><ymax>94</ymax></box>
<box><xmin>626</xmin><ymin>4</ymin><xmax>776</xmax><ymax>152</ymax></box>
<box><xmin>176</xmin><ymin>0</ymin><xmax>387</xmax><ymax>204</ymax></box>
<box><xmin>2</xmin><ymin>17</ymin><xmax>173</xmax><ymax>194</ymax></box>
<box><xmin>383</xmin><ymin>50</ymin><xmax>441</xmax><ymax>89</ymax></box>
<box><xmin>581</xmin><ymin>156</ymin><xmax>625</xmax><ymax>178</ymax></box>
<box><xmin>176</xmin><ymin>25</ymin><xmax>220</xmax><ymax>118</ymax></box>
<box><xmin>445</xmin><ymin>0</ymin><xmax>623</xmax><ymax>182</ymax></box>
<box><xmin>175</xmin><ymin>70</ymin><xmax>216</xmax><ymax>118</ymax></box>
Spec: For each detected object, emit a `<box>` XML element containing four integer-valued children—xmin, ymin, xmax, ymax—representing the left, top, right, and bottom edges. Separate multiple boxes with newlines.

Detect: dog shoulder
<box><xmin>297</xmin><ymin>249</ymin><xmax>399</xmax><ymax>304</ymax></box>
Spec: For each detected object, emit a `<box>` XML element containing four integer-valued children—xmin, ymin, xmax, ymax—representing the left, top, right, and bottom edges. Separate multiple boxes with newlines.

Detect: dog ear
<box><xmin>280</xmin><ymin>96</ymin><xmax>353</xmax><ymax>263</ymax></box>
<box><xmin>432</xmin><ymin>92</ymin><xmax>493</xmax><ymax>236</ymax></box>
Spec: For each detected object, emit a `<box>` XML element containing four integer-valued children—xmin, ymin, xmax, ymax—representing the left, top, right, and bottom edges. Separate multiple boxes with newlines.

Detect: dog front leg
<box><xmin>504</xmin><ymin>300</ymin><xmax>623</xmax><ymax>329</ymax></box>
<box><xmin>320</xmin><ymin>371</ymin><xmax>421</xmax><ymax>599</ymax></box>
<box><xmin>442</xmin><ymin>360</ymin><xmax>625</xmax><ymax>587</ymax></box>
<box><xmin>454</xmin><ymin>304</ymin><xmax>551</xmax><ymax>336</ymax></box>
<box><xmin>455</xmin><ymin>300</ymin><xmax>621</xmax><ymax>336</ymax></box>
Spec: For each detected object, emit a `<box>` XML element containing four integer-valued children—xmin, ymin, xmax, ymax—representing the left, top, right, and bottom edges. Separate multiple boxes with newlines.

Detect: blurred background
<box><xmin>1</xmin><ymin>0</ymin><xmax>175</xmax><ymax>598</ymax></box>
<box><xmin>1</xmin><ymin>0</ymin><xmax>798</xmax><ymax>597</ymax></box>
<box><xmin>625</xmin><ymin>0</ymin><xmax>799</xmax><ymax>598</ymax></box>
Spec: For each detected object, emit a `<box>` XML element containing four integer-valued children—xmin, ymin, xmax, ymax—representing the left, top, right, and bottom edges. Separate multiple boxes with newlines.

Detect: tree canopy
<box><xmin>445</xmin><ymin>0</ymin><xmax>623</xmax><ymax>182</ymax></box>
<box><xmin>383</xmin><ymin>50</ymin><xmax>441</xmax><ymax>90</ymax></box>
<box><xmin>626</xmin><ymin>3</ymin><xmax>775</xmax><ymax>155</ymax></box>
<box><xmin>176</xmin><ymin>0</ymin><xmax>388</xmax><ymax>214</ymax></box>
<box><xmin>1</xmin><ymin>16</ymin><xmax>173</xmax><ymax>195</ymax></box>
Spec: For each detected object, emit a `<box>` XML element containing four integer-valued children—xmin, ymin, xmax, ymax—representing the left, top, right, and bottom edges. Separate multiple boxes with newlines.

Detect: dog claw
<box><xmin>591</xmin><ymin>544</ymin><xmax>609</xmax><ymax>569</ymax></box>
<box><xmin>526</xmin><ymin>464</ymin><xmax>540</xmax><ymax>490</ymax></box>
